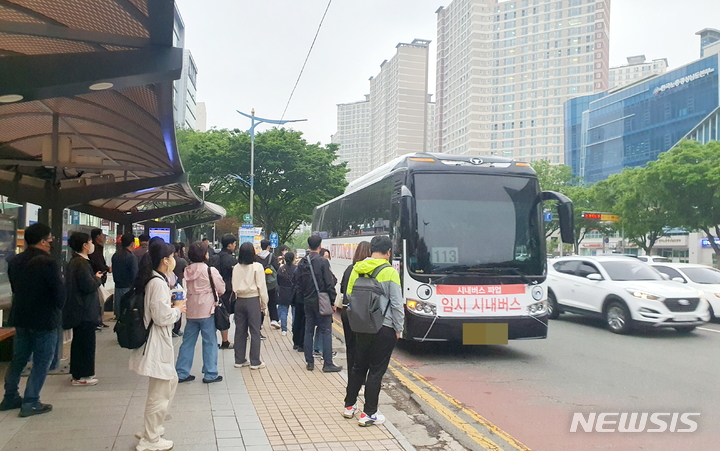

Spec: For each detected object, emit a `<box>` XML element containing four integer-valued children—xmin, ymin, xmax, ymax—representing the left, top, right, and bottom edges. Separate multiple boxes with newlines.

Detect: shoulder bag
<box><xmin>306</xmin><ymin>255</ymin><xmax>334</xmax><ymax>316</ymax></box>
<box><xmin>209</xmin><ymin>265</ymin><xmax>231</xmax><ymax>331</ymax></box>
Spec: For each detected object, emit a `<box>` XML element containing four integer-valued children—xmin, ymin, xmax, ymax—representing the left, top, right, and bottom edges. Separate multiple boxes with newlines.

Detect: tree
<box><xmin>593</xmin><ymin>168</ymin><xmax>671</xmax><ymax>254</ymax></box>
<box><xmin>532</xmin><ymin>161</ymin><xmax>575</xmax><ymax>238</ymax></box>
<box><xmin>645</xmin><ymin>140</ymin><xmax>720</xmax><ymax>266</ymax></box>
<box><xmin>177</xmin><ymin>127</ymin><xmax>348</xmax><ymax>245</ymax></box>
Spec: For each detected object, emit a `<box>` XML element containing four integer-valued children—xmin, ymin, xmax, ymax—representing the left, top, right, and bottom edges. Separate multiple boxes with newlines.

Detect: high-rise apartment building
<box><xmin>435</xmin><ymin>0</ymin><xmax>610</xmax><ymax>163</ymax></box>
<box><xmin>609</xmin><ymin>55</ymin><xmax>668</xmax><ymax>90</ymax></box>
<box><xmin>332</xmin><ymin>96</ymin><xmax>371</xmax><ymax>182</ymax></box>
<box><xmin>369</xmin><ymin>39</ymin><xmax>432</xmax><ymax>167</ymax></box>
<box><xmin>333</xmin><ymin>39</ymin><xmax>433</xmax><ymax>181</ymax></box>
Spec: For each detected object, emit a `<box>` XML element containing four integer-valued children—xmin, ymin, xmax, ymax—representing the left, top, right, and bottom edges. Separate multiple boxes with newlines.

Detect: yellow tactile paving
<box><xmin>236</xmin><ymin>319</ymin><xmax>406</xmax><ymax>450</ymax></box>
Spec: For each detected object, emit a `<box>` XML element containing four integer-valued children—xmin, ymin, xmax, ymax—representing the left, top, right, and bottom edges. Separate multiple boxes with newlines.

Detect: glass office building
<box><xmin>564</xmin><ymin>54</ymin><xmax>720</xmax><ymax>182</ymax></box>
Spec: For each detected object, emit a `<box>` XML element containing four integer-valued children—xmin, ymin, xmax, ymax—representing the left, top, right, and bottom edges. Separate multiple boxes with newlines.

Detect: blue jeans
<box><xmin>175</xmin><ymin>316</ymin><xmax>219</xmax><ymax>381</ymax></box>
<box><xmin>313</xmin><ymin>328</ymin><xmax>323</xmax><ymax>353</ymax></box>
<box><xmin>114</xmin><ymin>287</ymin><xmax>131</xmax><ymax>319</ymax></box>
<box><xmin>277</xmin><ymin>305</ymin><xmax>290</xmax><ymax>332</ymax></box>
<box><xmin>49</xmin><ymin>327</ymin><xmax>63</xmax><ymax>371</ymax></box>
<box><xmin>304</xmin><ymin>305</ymin><xmax>333</xmax><ymax>365</ymax></box>
<box><xmin>3</xmin><ymin>327</ymin><xmax>56</xmax><ymax>407</ymax></box>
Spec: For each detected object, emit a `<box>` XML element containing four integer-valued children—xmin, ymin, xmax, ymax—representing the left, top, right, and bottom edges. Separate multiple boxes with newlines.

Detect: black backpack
<box><xmin>346</xmin><ymin>263</ymin><xmax>392</xmax><ymax>334</ymax></box>
<box><xmin>114</xmin><ymin>275</ymin><xmax>162</xmax><ymax>350</ymax></box>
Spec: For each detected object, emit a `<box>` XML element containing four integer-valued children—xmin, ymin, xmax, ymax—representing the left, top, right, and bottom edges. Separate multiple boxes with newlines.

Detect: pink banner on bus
<box><xmin>436</xmin><ymin>285</ymin><xmax>526</xmax><ymax>295</ymax></box>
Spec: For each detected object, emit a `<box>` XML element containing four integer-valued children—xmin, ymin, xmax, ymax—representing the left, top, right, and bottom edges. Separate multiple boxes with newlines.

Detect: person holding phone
<box><xmin>64</xmin><ymin>232</ymin><xmax>103</xmax><ymax>387</ymax></box>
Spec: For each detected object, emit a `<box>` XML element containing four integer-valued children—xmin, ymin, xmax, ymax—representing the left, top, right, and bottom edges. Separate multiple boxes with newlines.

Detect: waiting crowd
<box><xmin>0</xmin><ymin>223</ymin><xmax>404</xmax><ymax>451</ymax></box>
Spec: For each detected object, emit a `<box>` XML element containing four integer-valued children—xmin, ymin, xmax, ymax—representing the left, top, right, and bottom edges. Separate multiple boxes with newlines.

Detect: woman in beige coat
<box><xmin>231</xmin><ymin>242</ymin><xmax>268</xmax><ymax>370</ymax></box>
<box><xmin>129</xmin><ymin>242</ymin><xmax>186</xmax><ymax>451</ymax></box>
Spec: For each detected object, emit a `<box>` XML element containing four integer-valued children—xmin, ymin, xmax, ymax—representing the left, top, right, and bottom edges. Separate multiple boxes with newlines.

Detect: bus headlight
<box><xmin>407</xmin><ymin>299</ymin><xmax>437</xmax><ymax>316</ymax></box>
<box><xmin>527</xmin><ymin>300</ymin><xmax>547</xmax><ymax>316</ymax></box>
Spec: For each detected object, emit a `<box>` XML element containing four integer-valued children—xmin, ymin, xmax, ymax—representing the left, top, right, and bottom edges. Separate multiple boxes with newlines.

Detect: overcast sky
<box><xmin>175</xmin><ymin>0</ymin><xmax>720</xmax><ymax>145</ymax></box>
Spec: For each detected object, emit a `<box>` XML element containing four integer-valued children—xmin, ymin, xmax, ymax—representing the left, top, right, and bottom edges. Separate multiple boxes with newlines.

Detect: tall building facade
<box><xmin>435</xmin><ymin>0</ymin><xmax>610</xmax><ymax>164</ymax></box>
<box><xmin>333</xmin><ymin>39</ymin><xmax>433</xmax><ymax>182</ymax></box>
<box><xmin>697</xmin><ymin>28</ymin><xmax>720</xmax><ymax>58</ymax></box>
<box><xmin>609</xmin><ymin>55</ymin><xmax>668</xmax><ymax>90</ymax></box>
<box><xmin>196</xmin><ymin>102</ymin><xmax>207</xmax><ymax>132</ymax></box>
<box><xmin>369</xmin><ymin>39</ymin><xmax>432</xmax><ymax>167</ymax></box>
<box><xmin>172</xmin><ymin>8</ymin><xmax>198</xmax><ymax>129</ymax></box>
<box><xmin>332</xmin><ymin>96</ymin><xmax>371</xmax><ymax>182</ymax></box>
<box><xmin>565</xmin><ymin>53</ymin><xmax>720</xmax><ymax>183</ymax></box>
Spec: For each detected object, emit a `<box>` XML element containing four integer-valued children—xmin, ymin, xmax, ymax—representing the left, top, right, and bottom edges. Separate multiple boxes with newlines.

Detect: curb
<box><xmin>333</xmin><ymin>324</ymin><xmax>417</xmax><ymax>451</ymax></box>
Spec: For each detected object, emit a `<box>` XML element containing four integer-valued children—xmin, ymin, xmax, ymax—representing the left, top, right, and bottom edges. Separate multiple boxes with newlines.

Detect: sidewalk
<box><xmin>0</xmin><ymin>315</ymin><xmax>413</xmax><ymax>451</ymax></box>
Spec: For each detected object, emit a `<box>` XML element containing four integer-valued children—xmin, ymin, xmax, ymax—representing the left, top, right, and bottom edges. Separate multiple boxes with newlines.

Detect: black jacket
<box><xmin>294</xmin><ymin>252</ymin><xmax>336</xmax><ymax>307</ymax></box>
<box><xmin>63</xmin><ymin>254</ymin><xmax>101</xmax><ymax>329</ymax></box>
<box><xmin>7</xmin><ymin>247</ymin><xmax>64</xmax><ymax>331</ymax></box>
<box><xmin>216</xmin><ymin>248</ymin><xmax>238</xmax><ymax>303</ymax></box>
<box><xmin>89</xmin><ymin>243</ymin><xmax>109</xmax><ymax>285</ymax></box>
<box><xmin>277</xmin><ymin>263</ymin><xmax>297</xmax><ymax>306</ymax></box>
<box><xmin>111</xmin><ymin>247</ymin><xmax>138</xmax><ymax>288</ymax></box>
<box><xmin>256</xmin><ymin>252</ymin><xmax>279</xmax><ymax>272</ymax></box>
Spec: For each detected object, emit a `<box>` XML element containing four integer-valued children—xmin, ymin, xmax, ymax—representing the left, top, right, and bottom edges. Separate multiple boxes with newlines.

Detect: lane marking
<box><xmin>698</xmin><ymin>327</ymin><xmax>720</xmax><ymax>334</ymax></box>
<box><xmin>388</xmin><ymin>365</ymin><xmax>504</xmax><ymax>451</ymax></box>
<box><xmin>332</xmin><ymin>316</ymin><xmax>531</xmax><ymax>451</ymax></box>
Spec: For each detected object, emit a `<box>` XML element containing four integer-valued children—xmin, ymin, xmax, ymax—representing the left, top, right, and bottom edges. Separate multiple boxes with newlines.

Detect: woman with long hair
<box><xmin>175</xmin><ymin>241</ymin><xmax>225</xmax><ymax>383</ymax></box>
<box><xmin>231</xmin><ymin>242</ymin><xmax>268</xmax><ymax>370</ymax></box>
<box><xmin>276</xmin><ymin>252</ymin><xmax>297</xmax><ymax>336</ymax></box>
<box><xmin>339</xmin><ymin>241</ymin><xmax>372</xmax><ymax>380</ymax></box>
<box><xmin>64</xmin><ymin>232</ymin><xmax>103</xmax><ymax>386</ymax></box>
<box><xmin>130</xmin><ymin>242</ymin><xmax>187</xmax><ymax>451</ymax></box>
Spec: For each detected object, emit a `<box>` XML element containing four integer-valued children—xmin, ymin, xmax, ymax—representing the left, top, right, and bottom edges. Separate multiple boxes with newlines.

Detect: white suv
<box><xmin>650</xmin><ymin>263</ymin><xmax>720</xmax><ymax>320</ymax></box>
<box><xmin>547</xmin><ymin>256</ymin><xmax>710</xmax><ymax>334</ymax></box>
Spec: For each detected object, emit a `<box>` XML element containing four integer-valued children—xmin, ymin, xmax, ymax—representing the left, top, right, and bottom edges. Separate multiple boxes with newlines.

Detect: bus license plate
<box><xmin>463</xmin><ymin>323</ymin><xmax>508</xmax><ymax>345</ymax></box>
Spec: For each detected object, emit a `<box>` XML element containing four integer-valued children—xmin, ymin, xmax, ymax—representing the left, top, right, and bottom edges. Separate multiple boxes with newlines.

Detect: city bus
<box><xmin>312</xmin><ymin>153</ymin><xmax>574</xmax><ymax>343</ymax></box>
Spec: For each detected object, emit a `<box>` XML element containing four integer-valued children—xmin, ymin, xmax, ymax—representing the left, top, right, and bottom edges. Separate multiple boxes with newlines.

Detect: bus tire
<box><xmin>547</xmin><ymin>291</ymin><xmax>560</xmax><ymax>320</ymax></box>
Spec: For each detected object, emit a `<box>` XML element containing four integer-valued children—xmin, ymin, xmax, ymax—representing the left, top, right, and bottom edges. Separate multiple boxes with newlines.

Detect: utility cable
<box><xmin>280</xmin><ymin>0</ymin><xmax>333</xmax><ymax>120</ymax></box>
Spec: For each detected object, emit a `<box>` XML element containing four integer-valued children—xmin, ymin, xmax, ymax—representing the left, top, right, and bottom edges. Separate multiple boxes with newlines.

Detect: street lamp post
<box><xmin>199</xmin><ymin>182</ymin><xmax>210</xmax><ymax>243</ymax></box>
<box><xmin>236</xmin><ymin>109</ymin><xmax>306</xmax><ymax>220</ymax></box>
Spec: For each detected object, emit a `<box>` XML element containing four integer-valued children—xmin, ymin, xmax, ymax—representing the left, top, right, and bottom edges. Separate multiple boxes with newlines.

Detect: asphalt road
<box><xmin>392</xmin><ymin>314</ymin><xmax>720</xmax><ymax>451</ymax></box>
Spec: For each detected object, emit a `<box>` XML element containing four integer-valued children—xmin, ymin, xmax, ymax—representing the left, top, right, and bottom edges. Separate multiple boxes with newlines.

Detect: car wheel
<box><xmin>674</xmin><ymin>326</ymin><xmax>697</xmax><ymax>334</ymax></box>
<box><xmin>709</xmin><ymin>305</ymin><xmax>715</xmax><ymax>322</ymax></box>
<box><xmin>547</xmin><ymin>291</ymin><xmax>560</xmax><ymax>320</ymax></box>
<box><xmin>604</xmin><ymin>300</ymin><xmax>633</xmax><ymax>334</ymax></box>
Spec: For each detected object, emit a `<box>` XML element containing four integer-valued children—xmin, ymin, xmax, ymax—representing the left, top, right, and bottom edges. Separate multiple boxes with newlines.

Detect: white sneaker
<box><xmin>134</xmin><ymin>426</ymin><xmax>165</xmax><ymax>439</ymax></box>
<box><xmin>234</xmin><ymin>361</ymin><xmax>250</xmax><ymax>368</ymax></box>
<box><xmin>270</xmin><ymin>320</ymin><xmax>281</xmax><ymax>329</ymax></box>
<box><xmin>72</xmin><ymin>377</ymin><xmax>98</xmax><ymax>386</ymax></box>
<box><xmin>358</xmin><ymin>411</ymin><xmax>386</xmax><ymax>427</ymax></box>
<box><xmin>281</xmin><ymin>331</ymin><xmax>287</xmax><ymax>336</ymax></box>
<box><xmin>249</xmin><ymin>362</ymin><xmax>266</xmax><ymax>370</ymax></box>
<box><xmin>343</xmin><ymin>404</ymin><xmax>358</xmax><ymax>419</ymax></box>
<box><xmin>135</xmin><ymin>437</ymin><xmax>173</xmax><ymax>451</ymax></box>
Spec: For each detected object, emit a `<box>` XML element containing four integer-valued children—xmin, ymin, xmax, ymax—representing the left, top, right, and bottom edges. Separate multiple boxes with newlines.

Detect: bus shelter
<box><xmin>0</xmin><ymin>0</ymin><xmax>222</xmax><ymax>261</ymax></box>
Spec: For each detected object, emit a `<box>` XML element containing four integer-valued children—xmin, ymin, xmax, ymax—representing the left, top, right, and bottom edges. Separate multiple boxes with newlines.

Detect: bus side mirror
<box><xmin>540</xmin><ymin>191</ymin><xmax>575</xmax><ymax>245</ymax></box>
<box><xmin>400</xmin><ymin>186</ymin><xmax>415</xmax><ymax>236</ymax></box>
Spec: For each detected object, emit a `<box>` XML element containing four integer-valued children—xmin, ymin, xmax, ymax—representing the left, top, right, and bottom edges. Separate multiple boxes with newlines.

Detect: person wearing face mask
<box><xmin>0</xmin><ymin>223</ymin><xmax>64</xmax><ymax>417</ymax></box>
<box><xmin>130</xmin><ymin>242</ymin><xmax>187</xmax><ymax>451</ymax></box>
<box><xmin>63</xmin><ymin>232</ymin><xmax>104</xmax><ymax>387</ymax></box>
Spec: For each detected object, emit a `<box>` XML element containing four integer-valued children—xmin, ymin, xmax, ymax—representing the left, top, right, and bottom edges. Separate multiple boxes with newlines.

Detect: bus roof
<box><xmin>343</xmin><ymin>153</ymin><xmax>536</xmax><ymax>195</ymax></box>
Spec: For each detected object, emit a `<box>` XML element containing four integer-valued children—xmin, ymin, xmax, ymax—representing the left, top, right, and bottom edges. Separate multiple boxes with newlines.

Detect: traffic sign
<box><xmin>270</xmin><ymin>232</ymin><xmax>279</xmax><ymax>249</ymax></box>
<box><xmin>243</xmin><ymin>213</ymin><xmax>252</xmax><ymax>223</ymax></box>
<box><xmin>582</xmin><ymin>211</ymin><xmax>620</xmax><ymax>222</ymax></box>
<box><xmin>543</xmin><ymin>212</ymin><xmax>553</xmax><ymax>222</ymax></box>
<box><xmin>241</xmin><ymin>223</ymin><xmax>254</xmax><ymax>229</ymax></box>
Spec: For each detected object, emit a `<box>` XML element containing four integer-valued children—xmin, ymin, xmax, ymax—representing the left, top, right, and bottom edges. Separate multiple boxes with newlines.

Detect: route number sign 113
<box><xmin>432</xmin><ymin>247</ymin><xmax>459</xmax><ymax>264</ymax></box>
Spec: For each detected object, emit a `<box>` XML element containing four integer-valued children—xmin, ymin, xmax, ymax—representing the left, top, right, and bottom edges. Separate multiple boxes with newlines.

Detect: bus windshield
<box><xmin>408</xmin><ymin>173</ymin><xmax>543</xmax><ymax>277</ymax></box>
